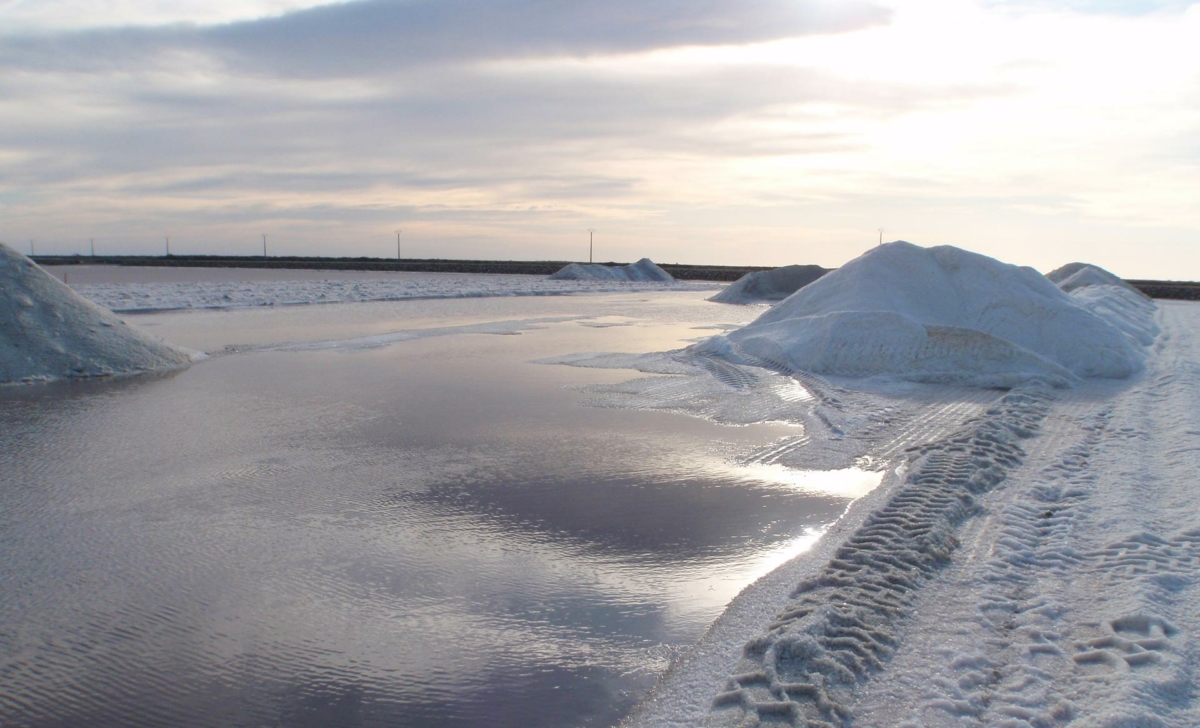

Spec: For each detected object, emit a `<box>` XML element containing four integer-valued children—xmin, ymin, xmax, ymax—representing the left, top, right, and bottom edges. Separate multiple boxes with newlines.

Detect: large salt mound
<box><xmin>693</xmin><ymin>241</ymin><xmax>1148</xmax><ymax>387</ymax></box>
<box><xmin>548</xmin><ymin>258</ymin><xmax>673</xmax><ymax>282</ymax></box>
<box><xmin>1</xmin><ymin>243</ymin><xmax>194</xmax><ymax>384</ymax></box>
<box><xmin>709</xmin><ymin>264</ymin><xmax>828</xmax><ymax>304</ymax></box>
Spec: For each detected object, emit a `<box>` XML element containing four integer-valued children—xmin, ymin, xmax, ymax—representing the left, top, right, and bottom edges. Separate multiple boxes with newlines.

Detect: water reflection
<box><xmin>0</xmin><ymin>303</ymin><xmax>875</xmax><ymax>728</ymax></box>
<box><xmin>715</xmin><ymin>462</ymin><xmax>882</xmax><ymax>499</ymax></box>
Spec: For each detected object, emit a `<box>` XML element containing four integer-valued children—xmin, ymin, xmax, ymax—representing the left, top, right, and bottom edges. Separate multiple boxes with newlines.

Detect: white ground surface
<box><xmin>613</xmin><ymin>301</ymin><xmax>1200</xmax><ymax>727</ymax></box>
<box><xmin>62</xmin><ymin>268</ymin><xmax>712</xmax><ymax>312</ymax></box>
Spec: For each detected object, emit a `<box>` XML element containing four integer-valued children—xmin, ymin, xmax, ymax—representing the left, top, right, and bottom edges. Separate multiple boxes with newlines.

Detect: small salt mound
<box><xmin>1</xmin><ymin>243</ymin><xmax>194</xmax><ymax>384</ymax></box>
<box><xmin>548</xmin><ymin>258</ymin><xmax>673</xmax><ymax>282</ymax></box>
<box><xmin>1046</xmin><ymin>262</ymin><xmax>1159</xmax><ymax>347</ymax></box>
<box><xmin>693</xmin><ymin>241</ymin><xmax>1147</xmax><ymax>387</ymax></box>
<box><xmin>1047</xmin><ymin>261</ymin><xmax>1148</xmax><ymax>298</ymax></box>
<box><xmin>709</xmin><ymin>264</ymin><xmax>828</xmax><ymax>304</ymax></box>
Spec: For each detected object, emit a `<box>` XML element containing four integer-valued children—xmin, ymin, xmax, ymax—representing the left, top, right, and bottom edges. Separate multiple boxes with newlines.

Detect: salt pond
<box><xmin>0</xmin><ymin>287</ymin><xmax>875</xmax><ymax>728</ymax></box>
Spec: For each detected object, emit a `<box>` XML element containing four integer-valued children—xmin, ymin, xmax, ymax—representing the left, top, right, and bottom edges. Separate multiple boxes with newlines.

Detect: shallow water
<box><xmin>0</xmin><ymin>290</ymin><xmax>868</xmax><ymax>728</ymax></box>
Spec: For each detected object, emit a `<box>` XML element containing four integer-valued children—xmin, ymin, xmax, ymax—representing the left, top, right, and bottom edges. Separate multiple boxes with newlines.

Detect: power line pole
<box><xmin>263</xmin><ymin>234</ymin><xmax>267</xmax><ymax>257</ymax></box>
<box><xmin>166</xmin><ymin>236</ymin><xmax>171</xmax><ymax>256</ymax></box>
<box><xmin>90</xmin><ymin>238</ymin><xmax>95</xmax><ymax>257</ymax></box>
<box><xmin>588</xmin><ymin>228</ymin><xmax>595</xmax><ymax>263</ymax></box>
<box><xmin>878</xmin><ymin>228</ymin><xmax>884</xmax><ymax>246</ymax></box>
<box><xmin>395</xmin><ymin>230</ymin><xmax>402</xmax><ymax>260</ymax></box>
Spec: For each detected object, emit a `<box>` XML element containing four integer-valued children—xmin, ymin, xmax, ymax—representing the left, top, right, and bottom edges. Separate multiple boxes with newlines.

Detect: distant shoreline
<box><xmin>30</xmin><ymin>254</ymin><xmax>769</xmax><ymax>282</ymax></box>
<box><xmin>29</xmin><ymin>254</ymin><xmax>1200</xmax><ymax>298</ymax></box>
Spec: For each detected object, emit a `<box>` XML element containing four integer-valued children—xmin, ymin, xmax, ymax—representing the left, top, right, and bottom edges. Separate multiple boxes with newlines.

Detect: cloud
<box><xmin>211</xmin><ymin>0</ymin><xmax>891</xmax><ymax>74</ymax></box>
<box><xmin>0</xmin><ymin>0</ymin><xmax>891</xmax><ymax>75</ymax></box>
<box><xmin>0</xmin><ymin>0</ymin><xmax>901</xmax><ymax>218</ymax></box>
<box><xmin>0</xmin><ymin>53</ymin><xmax>1001</xmax><ymax>201</ymax></box>
<box><xmin>0</xmin><ymin>0</ymin><xmax>353</xmax><ymax>32</ymax></box>
<box><xmin>0</xmin><ymin>1</ymin><xmax>1028</xmax><ymax>264</ymax></box>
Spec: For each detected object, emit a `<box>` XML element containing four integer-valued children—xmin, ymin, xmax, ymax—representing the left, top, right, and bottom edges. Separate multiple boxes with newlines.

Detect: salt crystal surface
<box><xmin>0</xmin><ymin>243</ymin><xmax>194</xmax><ymax>384</ymax></box>
<box><xmin>694</xmin><ymin>242</ymin><xmax>1149</xmax><ymax>387</ymax></box>
<box><xmin>1047</xmin><ymin>262</ymin><xmax>1160</xmax><ymax>347</ymax></box>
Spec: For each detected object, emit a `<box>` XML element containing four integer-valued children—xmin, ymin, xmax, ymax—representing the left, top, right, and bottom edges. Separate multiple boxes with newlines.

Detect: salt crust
<box><xmin>703</xmin><ymin>383</ymin><xmax>1054</xmax><ymax>727</ymax></box>
<box><xmin>74</xmin><ymin>271</ymin><xmax>708</xmax><ymax>312</ymax></box>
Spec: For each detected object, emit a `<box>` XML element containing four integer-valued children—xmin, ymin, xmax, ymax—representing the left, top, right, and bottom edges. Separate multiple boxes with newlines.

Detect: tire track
<box><xmin>705</xmin><ymin>384</ymin><xmax>1054</xmax><ymax>727</ymax></box>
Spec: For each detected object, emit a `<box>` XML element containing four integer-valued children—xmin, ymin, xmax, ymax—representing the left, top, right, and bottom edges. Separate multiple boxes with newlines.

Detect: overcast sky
<box><xmin>1</xmin><ymin>0</ymin><xmax>1197</xmax><ymax>277</ymax></box>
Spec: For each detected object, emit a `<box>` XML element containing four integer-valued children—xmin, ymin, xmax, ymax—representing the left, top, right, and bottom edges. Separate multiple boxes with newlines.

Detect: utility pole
<box><xmin>588</xmin><ymin>228</ymin><xmax>595</xmax><ymax>263</ymax></box>
<box><xmin>395</xmin><ymin>230</ymin><xmax>402</xmax><ymax>260</ymax></box>
<box><xmin>166</xmin><ymin>236</ymin><xmax>171</xmax><ymax>256</ymax></box>
<box><xmin>878</xmin><ymin>228</ymin><xmax>884</xmax><ymax>246</ymax></box>
<box><xmin>263</xmin><ymin>234</ymin><xmax>267</xmax><ymax>257</ymax></box>
<box><xmin>90</xmin><ymin>238</ymin><xmax>95</xmax><ymax>257</ymax></box>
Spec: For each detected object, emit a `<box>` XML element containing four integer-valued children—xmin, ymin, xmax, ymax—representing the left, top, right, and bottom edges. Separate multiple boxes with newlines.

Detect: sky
<box><xmin>1</xmin><ymin>0</ymin><xmax>1198</xmax><ymax>278</ymax></box>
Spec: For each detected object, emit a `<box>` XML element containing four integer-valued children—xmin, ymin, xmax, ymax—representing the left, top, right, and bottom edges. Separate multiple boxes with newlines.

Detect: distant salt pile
<box><xmin>709</xmin><ymin>264</ymin><xmax>829</xmax><ymax>304</ymax></box>
<box><xmin>1047</xmin><ymin>262</ymin><xmax>1160</xmax><ymax>347</ymax></box>
<box><xmin>1047</xmin><ymin>261</ymin><xmax>1145</xmax><ymax>296</ymax></box>
<box><xmin>0</xmin><ymin>243</ymin><xmax>194</xmax><ymax>384</ymax></box>
<box><xmin>692</xmin><ymin>241</ymin><xmax>1151</xmax><ymax>388</ymax></box>
<box><xmin>548</xmin><ymin>258</ymin><xmax>673</xmax><ymax>282</ymax></box>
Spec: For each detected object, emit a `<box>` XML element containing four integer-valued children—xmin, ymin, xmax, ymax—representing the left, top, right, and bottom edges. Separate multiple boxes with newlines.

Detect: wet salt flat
<box><xmin>0</xmin><ymin>286</ymin><xmax>874</xmax><ymax>728</ymax></box>
<box><xmin>41</xmin><ymin>264</ymin><xmax>717</xmax><ymax>313</ymax></box>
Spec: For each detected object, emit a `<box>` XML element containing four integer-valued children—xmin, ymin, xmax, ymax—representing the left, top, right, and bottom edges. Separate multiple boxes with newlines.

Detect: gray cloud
<box><xmin>0</xmin><ymin>0</ymin><xmax>891</xmax><ymax>75</ymax></box>
<box><xmin>0</xmin><ymin>0</ymin><xmax>901</xmax><ymax>202</ymax></box>
<box><xmin>0</xmin><ymin>59</ymin><xmax>1006</xmax><ymax>197</ymax></box>
<box><xmin>210</xmin><ymin>0</ymin><xmax>891</xmax><ymax>75</ymax></box>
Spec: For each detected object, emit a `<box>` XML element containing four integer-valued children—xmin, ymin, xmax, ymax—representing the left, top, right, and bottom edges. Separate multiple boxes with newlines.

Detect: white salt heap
<box><xmin>548</xmin><ymin>258</ymin><xmax>674</xmax><ymax>282</ymax></box>
<box><xmin>692</xmin><ymin>241</ymin><xmax>1151</xmax><ymax>388</ymax></box>
<box><xmin>1047</xmin><ymin>260</ymin><xmax>1145</xmax><ymax>295</ymax></box>
<box><xmin>709</xmin><ymin>264</ymin><xmax>828</xmax><ymax>304</ymax></box>
<box><xmin>0</xmin><ymin>243</ymin><xmax>194</xmax><ymax>384</ymax></box>
<box><xmin>1048</xmin><ymin>261</ymin><xmax>1161</xmax><ymax>347</ymax></box>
